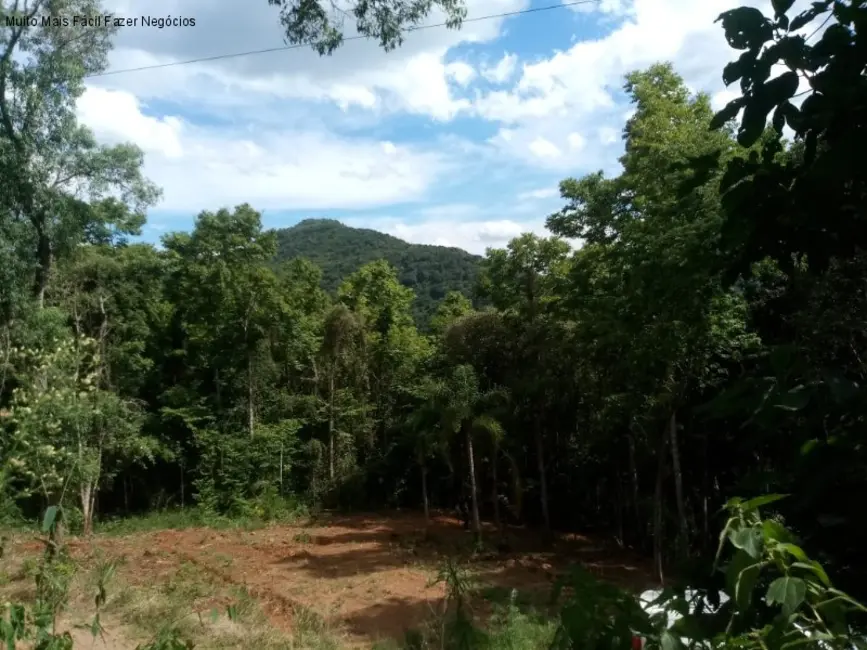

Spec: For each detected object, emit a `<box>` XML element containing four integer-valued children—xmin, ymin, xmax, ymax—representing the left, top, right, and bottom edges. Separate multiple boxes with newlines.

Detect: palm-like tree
<box><xmin>405</xmin><ymin>380</ymin><xmax>451</xmax><ymax>530</ymax></box>
<box><xmin>407</xmin><ymin>365</ymin><xmax>509</xmax><ymax>541</ymax></box>
<box><xmin>440</xmin><ymin>365</ymin><xmax>508</xmax><ymax>541</ymax></box>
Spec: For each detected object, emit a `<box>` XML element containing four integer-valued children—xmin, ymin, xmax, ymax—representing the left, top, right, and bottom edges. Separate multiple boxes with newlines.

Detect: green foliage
<box><xmin>550</xmin><ymin>566</ymin><xmax>652</xmax><ymax>649</ymax></box>
<box><xmin>711</xmin><ymin>0</ymin><xmax>867</xmax><ymax>278</ymax></box>
<box><xmin>274</xmin><ymin>219</ymin><xmax>481</xmax><ymax>327</ymax></box>
<box><xmin>136</xmin><ymin>627</ymin><xmax>195</xmax><ymax>650</ymax></box>
<box><xmin>0</xmin><ymin>0</ymin><xmax>160</xmax><ymax>302</ymax></box>
<box><xmin>3</xmin><ymin>333</ymin><xmax>155</xmax><ymax>534</ymax></box>
<box><xmin>266</xmin><ymin>0</ymin><xmax>465</xmax><ymax>55</ymax></box>
<box><xmin>2</xmin><ymin>3</ymin><xmax>867</xmax><ymax>650</ymax></box>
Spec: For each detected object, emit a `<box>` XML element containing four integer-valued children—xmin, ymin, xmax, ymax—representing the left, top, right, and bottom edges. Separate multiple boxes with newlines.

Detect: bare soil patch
<box><xmin>2</xmin><ymin>510</ymin><xmax>656</xmax><ymax>647</ymax></box>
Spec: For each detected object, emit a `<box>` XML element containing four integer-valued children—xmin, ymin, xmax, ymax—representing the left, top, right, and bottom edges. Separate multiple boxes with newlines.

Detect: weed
<box><xmin>293</xmin><ymin>531</ymin><xmax>312</xmax><ymax>544</ymax></box>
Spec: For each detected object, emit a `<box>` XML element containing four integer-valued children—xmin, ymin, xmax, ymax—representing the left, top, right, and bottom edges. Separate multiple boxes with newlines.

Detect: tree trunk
<box><xmin>628</xmin><ymin>431</ymin><xmax>641</xmax><ymax>542</ymax></box>
<box><xmin>328</xmin><ymin>372</ymin><xmax>335</xmax><ymax>481</ymax></box>
<box><xmin>505</xmin><ymin>452</ymin><xmax>523</xmax><ymax>523</ymax></box>
<box><xmin>534</xmin><ymin>419</ymin><xmax>551</xmax><ymax>533</ymax></box>
<box><xmin>421</xmin><ymin>463</ymin><xmax>430</xmax><ymax>526</ymax></box>
<box><xmin>465</xmin><ymin>426</ymin><xmax>482</xmax><ymax>540</ymax></box>
<box><xmin>702</xmin><ymin>429</ymin><xmax>710</xmax><ymax>549</ymax></box>
<box><xmin>247</xmin><ymin>353</ymin><xmax>255</xmax><ymax>437</ymax></box>
<box><xmin>491</xmin><ymin>443</ymin><xmax>501</xmax><ymax>534</ymax></box>
<box><xmin>0</xmin><ymin>325</ymin><xmax>11</xmax><ymax>397</ymax></box>
<box><xmin>614</xmin><ymin>470</ymin><xmax>624</xmax><ymax>547</ymax></box>
<box><xmin>653</xmin><ymin>433</ymin><xmax>667</xmax><ymax>585</ymax></box>
<box><xmin>81</xmin><ymin>481</ymin><xmax>95</xmax><ymax>536</ymax></box>
<box><xmin>669</xmin><ymin>411</ymin><xmax>688</xmax><ymax>554</ymax></box>
<box><xmin>34</xmin><ymin>227</ymin><xmax>51</xmax><ymax>308</ymax></box>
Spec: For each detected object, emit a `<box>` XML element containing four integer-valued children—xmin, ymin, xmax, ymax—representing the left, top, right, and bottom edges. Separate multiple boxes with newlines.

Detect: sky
<box><xmin>76</xmin><ymin>0</ymin><xmax>779</xmax><ymax>255</ymax></box>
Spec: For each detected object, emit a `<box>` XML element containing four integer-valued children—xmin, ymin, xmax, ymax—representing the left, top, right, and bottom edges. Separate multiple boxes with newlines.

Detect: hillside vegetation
<box><xmin>274</xmin><ymin>219</ymin><xmax>481</xmax><ymax>326</ymax></box>
<box><xmin>2</xmin><ymin>0</ymin><xmax>867</xmax><ymax>649</ymax></box>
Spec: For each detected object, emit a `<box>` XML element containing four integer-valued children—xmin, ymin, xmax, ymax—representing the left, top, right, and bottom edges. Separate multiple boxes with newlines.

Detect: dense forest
<box><xmin>2</xmin><ymin>0</ymin><xmax>867</xmax><ymax>648</ymax></box>
<box><xmin>274</xmin><ymin>219</ymin><xmax>481</xmax><ymax>326</ymax></box>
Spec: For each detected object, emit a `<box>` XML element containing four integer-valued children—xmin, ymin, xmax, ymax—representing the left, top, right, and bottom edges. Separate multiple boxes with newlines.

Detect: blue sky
<box><xmin>76</xmin><ymin>0</ymin><xmax>785</xmax><ymax>254</ymax></box>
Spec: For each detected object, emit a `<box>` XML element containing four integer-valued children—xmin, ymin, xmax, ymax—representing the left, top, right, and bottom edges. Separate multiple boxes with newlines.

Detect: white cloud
<box><xmin>567</xmin><ymin>132</ymin><xmax>585</xmax><ymax>150</ymax></box>
<box><xmin>598</xmin><ymin>126</ymin><xmax>620</xmax><ymax>144</ymax></box>
<box><xmin>518</xmin><ymin>187</ymin><xmax>559</xmax><ymax>200</ymax></box>
<box><xmin>78</xmin><ymin>87</ymin><xmax>185</xmax><ymax>158</ymax></box>
<box><xmin>77</xmin><ymin>87</ymin><xmax>449</xmax><ymax>211</ymax></box>
<box><xmin>529</xmin><ymin>137</ymin><xmax>561</xmax><ymax>158</ymax></box>
<box><xmin>447</xmin><ymin>61</ymin><xmax>477</xmax><ymax>86</ymax></box>
<box><xmin>344</xmin><ymin>215</ymin><xmax>552</xmax><ymax>254</ymax></box>
<box><xmin>67</xmin><ymin>0</ymin><xmax>815</xmax><ymax>246</ymax></box>
<box><xmin>470</xmin><ymin>0</ymin><xmax>789</xmax><ymax>170</ymax></box>
<box><xmin>482</xmin><ymin>52</ymin><xmax>517</xmax><ymax>84</ymax></box>
<box><xmin>93</xmin><ymin>0</ymin><xmax>528</xmax><ymax>121</ymax></box>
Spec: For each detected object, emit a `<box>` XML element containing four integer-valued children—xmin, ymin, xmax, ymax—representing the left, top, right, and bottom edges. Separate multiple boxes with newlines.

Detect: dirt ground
<box><xmin>2</xmin><ymin>510</ymin><xmax>657</xmax><ymax>648</ymax></box>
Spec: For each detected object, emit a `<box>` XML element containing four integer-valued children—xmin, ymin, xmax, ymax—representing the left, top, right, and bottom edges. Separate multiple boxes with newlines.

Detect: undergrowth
<box><xmin>2</xmin><ymin>496</ymin><xmax>865</xmax><ymax>649</ymax></box>
<box><xmin>96</xmin><ymin>498</ymin><xmax>312</xmax><ymax>537</ymax></box>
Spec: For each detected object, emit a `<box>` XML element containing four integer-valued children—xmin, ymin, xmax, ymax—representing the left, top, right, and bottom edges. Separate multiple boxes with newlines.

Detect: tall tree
<box><xmin>0</xmin><ymin>0</ymin><xmax>160</xmax><ymax>305</ymax></box>
<box><xmin>478</xmin><ymin>233</ymin><xmax>570</xmax><ymax>533</ymax></box>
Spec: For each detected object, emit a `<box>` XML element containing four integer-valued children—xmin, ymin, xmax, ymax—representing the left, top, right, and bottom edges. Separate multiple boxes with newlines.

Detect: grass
<box><xmin>96</xmin><ymin>501</ymin><xmax>312</xmax><ymax>537</ymax></box>
<box><xmin>0</xmin><ymin>541</ymin><xmax>344</xmax><ymax>650</ymax></box>
<box><xmin>0</xmin><ymin>541</ymin><xmax>561</xmax><ymax>650</ymax></box>
<box><xmin>388</xmin><ymin>596</ymin><xmax>558</xmax><ymax>650</ymax></box>
<box><xmin>0</xmin><ymin>509</ymin><xmax>587</xmax><ymax>649</ymax></box>
<box><xmin>101</xmin><ymin>559</ymin><xmax>345</xmax><ymax>649</ymax></box>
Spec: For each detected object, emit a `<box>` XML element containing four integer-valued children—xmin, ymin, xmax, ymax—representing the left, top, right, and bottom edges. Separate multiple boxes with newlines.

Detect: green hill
<box><xmin>273</xmin><ymin>219</ymin><xmax>481</xmax><ymax>326</ymax></box>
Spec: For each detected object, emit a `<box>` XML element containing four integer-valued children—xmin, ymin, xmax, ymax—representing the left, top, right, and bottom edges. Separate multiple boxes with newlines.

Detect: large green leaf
<box><xmin>741</xmin><ymin>493</ymin><xmax>788</xmax><ymax>511</ymax></box>
<box><xmin>765</xmin><ymin>576</ymin><xmax>807</xmax><ymax>616</ymax></box>
<box><xmin>42</xmin><ymin>505</ymin><xmax>59</xmax><ymax>533</ymax></box>
<box><xmin>737</xmin><ymin>98</ymin><xmax>769</xmax><ymax>147</ymax></box>
<box><xmin>761</xmin><ymin>71</ymin><xmax>800</xmax><ymax>105</ymax></box>
<box><xmin>717</xmin><ymin>7</ymin><xmax>775</xmax><ymax>50</ymax></box>
<box><xmin>726</xmin><ymin>549</ymin><xmax>762</xmax><ymax>610</ymax></box>
<box><xmin>762</xmin><ymin>519</ymin><xmax>796</xmax><ymax>544</ymax></box>
<box><xmin>711</xmin><ymin>97</ymin><xmax>746</xmax><ymax>130</ymax></box>
<box><xmin>730</xmin><ymin>526</ymin><xmax>764</xmax><ymax>559</ymax></box>
<box><xmin>722</xmin><ymin>51</ymin><xmax>758</xmax><ymax>85</ymax></box>
<box><xmin>792</xmin><ymin>561</ymin><xmax>831</xmax><ymax>588</ymax></box>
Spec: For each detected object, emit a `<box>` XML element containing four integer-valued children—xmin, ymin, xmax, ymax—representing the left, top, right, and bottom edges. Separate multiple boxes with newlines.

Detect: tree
<box><xmin>338</xmin><ymin>260</ymin><xmax>430</xmax><ymax>453</ymax></box>
<box><xmin>4</xmin><ymin>333</ymin><xmax>155</xmax><ymax>535</ymax></box>
<box><xmin>0</xmin><ymin>0</ymin><xmax>160</xmax><ymax>305</ymax></box>
<box><xmin>318</xmin><ymin>304</ymin><xmax>366</xmax><ymax>481</ymax></box>
<box><xmin>478</xmin><ymin>233</ymin><xmax>571</xmax><ymax>533</ymax></box>
<box><xmin>436</xmin><ymin>363</ymin><xmax>506</xmax><ymax>541</ymax></box>
<box><xmin>547</xmin><ymin>63</ymin><xmax>755</xmax><ymax>571</ymax></box>
<box><xmin>164</xmin><ymin>204</ymin><xmax>283</xmax><ymax>437</ymax></box>
<box><xmin>710</xmin><ymin>0</ymin><xmax>867</xmax><ymax>279</ymax></box>
<box><xmin>267</xmin><ymin>0</ymin><xmax>466</xmax><ymax>55</ymax></box>
<box><xmin>405</xmin><ymin>378</ymin><xmax>451</xmax><ymax>529</ymax></box>
<box><xmin>430</xmin><ymin>290</ymin><xmax>473</xmax><ymax>336</ymax></box>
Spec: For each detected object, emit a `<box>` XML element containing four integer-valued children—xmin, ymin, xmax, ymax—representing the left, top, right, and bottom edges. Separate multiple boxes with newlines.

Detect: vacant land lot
<box><xmin>0</xmin><ymin>511</ymin><xmax>655</xmax><ymax>649</ymax></box>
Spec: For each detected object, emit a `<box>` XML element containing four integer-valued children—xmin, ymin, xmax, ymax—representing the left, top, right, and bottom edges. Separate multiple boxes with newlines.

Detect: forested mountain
<box><xmin>273</xmin><ymin>219</ymin><xmax>481</xmax><ymax>325</ymax></box>
<box><xmin>2</xmin><ymin>0</ymin><xmax>867</xmax><ymax>648</ymax></box>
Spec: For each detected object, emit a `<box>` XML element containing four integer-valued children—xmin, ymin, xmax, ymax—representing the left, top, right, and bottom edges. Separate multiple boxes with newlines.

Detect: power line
<box><xmin>85</xmin><ymin>0</ymin><xmax>601</xmax><ymax>79</ymax></box>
